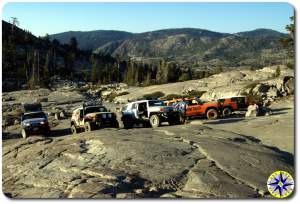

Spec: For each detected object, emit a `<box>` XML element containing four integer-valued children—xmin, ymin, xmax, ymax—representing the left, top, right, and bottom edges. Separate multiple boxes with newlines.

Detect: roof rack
<box><xmin>83</xmin><ymin>100</ymin><xmax>102</xmax><ymax>108</ymax></box>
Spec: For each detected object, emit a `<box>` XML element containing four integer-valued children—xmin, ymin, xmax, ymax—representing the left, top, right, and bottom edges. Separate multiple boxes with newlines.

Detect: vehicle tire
<box><xmin>206</xmin><ymin>109</ymin><xmax>218</xmax><ymax>120</ymax></box>
<box><xmin>85</xmin><ymin>122</ymin><xmax>93</xmax><ymax>132</ymax></box>
<box><xmin>71</xmin><ymin>125</ymin><xmax>78</xmax><ymax>134</ymax></box>
<box><xmin>150</xmin><ymin>114</ymin><xmax>161</xmax><ymax>128</ymax></box>
<box><xmin>21</xmin><ymin>129</ymin><xmax>27</xmax><ymax>139</ymax></box>
<box><xmin>222</xmin><ymin>107</ymin><xmax>232</xmax><ymax>118</ymax></box>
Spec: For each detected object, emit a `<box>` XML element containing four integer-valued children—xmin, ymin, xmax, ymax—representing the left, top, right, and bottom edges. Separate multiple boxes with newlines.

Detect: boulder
<box><xmin>283</xmin><ymin>76</ymin><xmax>294</xmax><ymax>95</ymax></box>
<box><xmin>252</xmin><ymin>84</ymin><xmax>270</xmax><ymax>96</ymax></box>
<box><xmin>59</xmin><ymin>111</ymin><xmax>66</xmax><ymax>119</ymax></box>
<box><xmin>54</xmin><ymin>113</ymin><xmax>60</xmax><ymax>120</ymax></box>
<box><xmin>14</xmin><ymin>119</ymin><xmax>20</xmax><ymax>125</ymax></box>
<box><xmin>266</xmin><ymin>87</ymin><xmax>278</xmax><ymax>98</ymax></box>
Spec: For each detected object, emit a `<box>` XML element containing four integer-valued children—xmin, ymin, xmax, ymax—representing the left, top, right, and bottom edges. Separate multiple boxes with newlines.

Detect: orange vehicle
<box><xmin>171</xmin><ymin>98</ymin><xmax>220</xmax><ymax>120</ymax></box>
<box><xmin>168</xmin><ymin>96</ymin><xmax>249</xmax><ymax>120</ymax></box>
<box><xmin>217</xmin><ymin>96</ymin><xmax>249</xmax><ymax>117</ymax></box>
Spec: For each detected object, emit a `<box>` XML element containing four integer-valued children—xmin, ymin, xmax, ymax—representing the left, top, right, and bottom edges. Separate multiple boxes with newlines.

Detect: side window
<box><xmin>132</xmin><ymin>103</ymin><xmax>138</xmax><ymax>110</ymax></box>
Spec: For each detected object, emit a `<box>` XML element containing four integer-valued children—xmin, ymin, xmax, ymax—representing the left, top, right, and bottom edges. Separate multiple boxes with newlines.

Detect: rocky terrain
<box><xmin>2</xmin><ymin>66</ymin><xmax>295</xmax><ymax>198</ymax></box>
<box><xmin>115</xmin><ymin>65</ymin><xmax>294</xmax><ymax>103</ymax></box>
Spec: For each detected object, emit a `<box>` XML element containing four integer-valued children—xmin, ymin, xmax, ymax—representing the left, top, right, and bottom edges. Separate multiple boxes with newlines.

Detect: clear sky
<box><xmin>2</xmin><ymin>2</ymin><xmax>294</xmax><ymax>37</ymax></box>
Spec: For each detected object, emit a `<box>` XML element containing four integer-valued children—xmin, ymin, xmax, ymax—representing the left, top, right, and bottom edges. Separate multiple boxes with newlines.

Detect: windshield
<box><xmin>22</xmin><ymin>112</ymin><xmax>46</xmax><ymax>121</ymax></box>
<box><xmin>85</xmin><ymin>106</ymin><xmax>107</xmax><ymax>114</ymax></box>
<box><xmin>148</xmin><ymin>100</ymin><xmax>164</xmax><ymax>107</ymax></box>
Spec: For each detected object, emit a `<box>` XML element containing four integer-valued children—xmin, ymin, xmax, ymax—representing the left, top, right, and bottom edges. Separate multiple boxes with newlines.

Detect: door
<box><xmin>185</xmin><ymin>100</ymin><xmax>202</xmax><ymax>116</ymax></box>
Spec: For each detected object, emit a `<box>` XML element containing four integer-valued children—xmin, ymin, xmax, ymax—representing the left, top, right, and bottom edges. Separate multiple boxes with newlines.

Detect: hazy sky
<box><xmin>2</xmin><ymin>2</ymin><xmax>294</xmax><ymax>37</ymax></box>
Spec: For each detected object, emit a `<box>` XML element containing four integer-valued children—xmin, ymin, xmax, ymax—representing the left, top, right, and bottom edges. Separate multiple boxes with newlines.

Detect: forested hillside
<box><xmin>3</xmin><ymin>18</ymin><xmax>294</xmax><ymax>92</ymax></box>
<box><xmin>52</xmin><ymin>28</ymin><xmax>289</xmax><ymax>69</ymax></box>
<box><xmin>3</xmin><ymin>20</ymin><xmax>217</xmax><ymax>91</ymax></box>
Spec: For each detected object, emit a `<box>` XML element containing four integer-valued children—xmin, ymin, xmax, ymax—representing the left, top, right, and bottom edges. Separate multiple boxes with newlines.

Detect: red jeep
<box><xmin>217</xmin><ymin>96</ymin><xmax>249</xmax><ymax>117</ymax></box>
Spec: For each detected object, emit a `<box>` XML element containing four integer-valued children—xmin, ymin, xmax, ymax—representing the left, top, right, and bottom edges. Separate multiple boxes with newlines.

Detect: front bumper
<box><xmin>23</xmin><ymin>124</ymin><xmax>50</xmax><ymax>134</ymax></box>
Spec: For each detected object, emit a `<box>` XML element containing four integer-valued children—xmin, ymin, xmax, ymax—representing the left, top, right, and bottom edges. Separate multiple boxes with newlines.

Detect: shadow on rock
<box><xmin>49</xmin><ymin>128</ymin><xmax>72</xmax><ymax>137</ymax></box>
<box><xmin>204</xmin><ymin>118</ymin><xmax>245</xmax><ymax>125</ymax></box>
<box><xmin>263</xmin><ymin>145</ymin><xmax>294</xmax><ymax>167</ymax></box>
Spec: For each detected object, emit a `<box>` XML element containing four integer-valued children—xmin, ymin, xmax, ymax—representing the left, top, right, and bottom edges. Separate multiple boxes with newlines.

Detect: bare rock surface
<box><xmin>3</xmin><ymin>122</ymin><xmax>294</xmax><ymax>198</ymax></box>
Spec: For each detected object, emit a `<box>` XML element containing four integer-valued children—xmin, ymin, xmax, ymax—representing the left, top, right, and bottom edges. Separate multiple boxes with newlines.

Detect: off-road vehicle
<box><xmin>20</xmin><ymin>103</ymin><xmax>50</xmax><ymax>138</ymax></box>
<box><xmin>171</xmin><ymin>98</ymin><xmax>220</xmax><ymax>120</ymax></box>
<box><xmin>121</xmin><ymin>100</ymin><xmax>182</xmax><ymax>128</ymax></box>
<box><xmin>217</xmin><ymin>96</ymin><xmax>249</xmax><ymax>117</ymax></box>
<box><xmin>70</xmin><ymin>102</ymin><xmax>119</xmax><ymax>134</ymax></box>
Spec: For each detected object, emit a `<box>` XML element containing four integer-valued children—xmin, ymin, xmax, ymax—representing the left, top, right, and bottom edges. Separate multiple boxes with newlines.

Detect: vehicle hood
<box><xmin>22</xmin><ymin>118</ymin><xmax>47</xmax><ymax>124</ymax></box>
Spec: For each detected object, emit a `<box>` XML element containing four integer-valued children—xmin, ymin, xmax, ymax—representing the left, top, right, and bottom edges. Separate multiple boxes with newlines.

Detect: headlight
<box><xmin>40</xmin><ymin>121</ymin><xmax>46</xmax><ymax>124</ymax></box>
<box><xmin>102</xmin><ymin>114</ymin><xmax>107</xmax><ymax>118</ymax></box>
<box><xmin>107</xmin><ymin>113</ymin><xmax>112</xmax><ymax>118</ymax></box>
<box><xmin>24</xmin><ymin>122</ymin><xmax>30</xmax><ymax>126</ymax></box>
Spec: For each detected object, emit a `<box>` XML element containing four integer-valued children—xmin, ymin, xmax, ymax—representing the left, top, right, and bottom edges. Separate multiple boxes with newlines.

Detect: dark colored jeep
<box><xmin>21</xmin><ymin>111</ymin><xmax>50</xmax><ymax>138</ymax></box>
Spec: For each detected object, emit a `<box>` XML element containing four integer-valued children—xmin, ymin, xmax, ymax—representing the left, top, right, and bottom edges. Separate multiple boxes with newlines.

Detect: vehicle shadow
<box><xmin>203</xmin><ymin>118</ymin><xmax>245</xmax><ymax>125</ymax></box>
<box><xmin>2</xmin><ymin>132</ymin><xmax>22</xmax><ymax>140</ymax></box>
<box><xmin>49</xmin><ymin>128</ymin><xmax>72</xmax><ymax>137</ymax></box>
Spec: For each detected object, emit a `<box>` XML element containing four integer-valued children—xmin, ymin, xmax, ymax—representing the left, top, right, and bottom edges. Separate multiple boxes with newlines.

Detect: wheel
<box><xmin>222</xmin><ymin>107</ymin><xmax>232</xmax><ymax>118</ymax></box>
<box><xmin>149</xmin><ymin>114</ymin><xmax>161</xmax><ymax>128</ymax></box>
<box><xmin>84</xmin><ymin>122</ymin><xmax>93</xmax><ymax>132</ymax></box>
<box><xmin>21</xmin><ymin>129</ymin><xmax>28</xmax><ymax>139</ymax></box>
<box><xmin>206</xmin><ymin>109</ymin><xmax>218</xmax><ymax>120</ymax></box>
<box><xmin>71</xmin><ymin>125</ymin><xmax>78</xmax><ymax>134</ymax></box>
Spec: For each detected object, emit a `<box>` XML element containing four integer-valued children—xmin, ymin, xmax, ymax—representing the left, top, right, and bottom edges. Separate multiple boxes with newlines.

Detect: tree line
<box><xmin>3</xmin><ymin>19</ymin><xmax>217</xmax><ymax>91</ymax></box>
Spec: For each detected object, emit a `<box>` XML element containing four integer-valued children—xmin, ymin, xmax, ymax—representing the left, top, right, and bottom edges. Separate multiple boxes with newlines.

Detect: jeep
<box><xmin>70</xmin><ymin>103</ymin><xmax>119</xmax><ymax>134</ymax></box>
<box><xmin>21</xmin><ymin>111</ymin><xmax>50</xmax><ymax>138</ymax></box>
<box><xmin>217</xmin><ymin>96</ymin><xmax>249</xmax><ymax>117</ymax></box>
<box><xmin>121</xmin><ymin>100</ymin><xmax>182</xmax><ymax>128</ymax></box>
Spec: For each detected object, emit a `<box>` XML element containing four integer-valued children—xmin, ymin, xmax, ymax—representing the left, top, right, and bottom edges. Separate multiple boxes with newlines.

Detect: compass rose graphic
<box><xmin>267</xmin><ymin>171</ymin><xmax>294</xmax><ymax>198</ymax></box>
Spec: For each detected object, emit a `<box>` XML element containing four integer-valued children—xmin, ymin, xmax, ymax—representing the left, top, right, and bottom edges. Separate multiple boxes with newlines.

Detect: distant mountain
<box><xmin>50</xmin><ymin>27</ymin><xmax>288</xmax><ymax>68</ymax></box>
<box><xmin>97</xmin><ymin>28</ymin><xmax>287</xmax><ymax>66</ymax></box>
<box><xmin>50</xmin><ymin>30</ymin><xmax>134</xmax><ymax>50</ymax></box>
<box><xmin>235</xmin><ymin>28</ymin><xmax>287</xmax><ymax>38</ymax></box>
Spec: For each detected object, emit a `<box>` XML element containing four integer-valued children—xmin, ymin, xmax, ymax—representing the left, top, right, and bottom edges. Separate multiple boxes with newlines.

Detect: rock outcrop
<box><xmin>3</xmin><ymin>125</ymin><xmax>294</xmax><ymax>198</ymax></box>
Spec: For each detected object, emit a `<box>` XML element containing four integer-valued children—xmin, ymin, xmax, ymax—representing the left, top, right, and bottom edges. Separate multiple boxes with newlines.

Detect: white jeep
<box><xmin>121</xmin><ymin>100</ymin><xmax>182</xmax><ymax>128</ymax></box>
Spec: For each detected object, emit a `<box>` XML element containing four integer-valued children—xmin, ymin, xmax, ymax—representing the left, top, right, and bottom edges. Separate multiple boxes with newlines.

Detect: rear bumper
<box><xmin>94</xmin><ymin>119</ymin><xmax>118</xmax><ymax>127</ymax></box>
